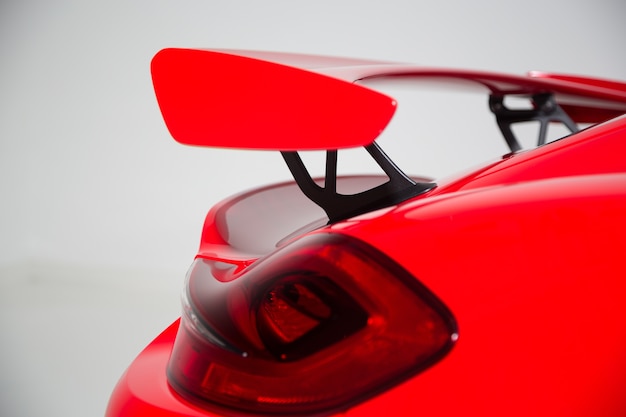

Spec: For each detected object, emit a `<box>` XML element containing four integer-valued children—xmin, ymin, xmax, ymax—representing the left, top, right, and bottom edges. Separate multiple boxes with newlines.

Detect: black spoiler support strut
<box><xmin>490</xmin><ymin>93</ymin><xmax>579</xmax><ymax>152</ymax></box>
<box><xmin>282</xmin><ymin>142</ymin><xmax>435</xmax><ymax>223</ymax></box>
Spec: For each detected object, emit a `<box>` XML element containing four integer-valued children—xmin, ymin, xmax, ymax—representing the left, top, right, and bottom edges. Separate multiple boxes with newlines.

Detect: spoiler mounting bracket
<box><xmin>282</xmin><ymin>142</ymin><xmax>435</xmax><ymax>223</ymax></box>
<box><xmin>490</xmin><ymin>92</ymin><xmax>579</xmax><ymax>152</ymax></box>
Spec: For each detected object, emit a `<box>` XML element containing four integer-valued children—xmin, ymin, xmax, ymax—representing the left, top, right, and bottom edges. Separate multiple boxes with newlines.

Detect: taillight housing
<box><xmin>167</xmin><ymin>233</ymin><xmax>457</xmax><ymax>415</ymax></box>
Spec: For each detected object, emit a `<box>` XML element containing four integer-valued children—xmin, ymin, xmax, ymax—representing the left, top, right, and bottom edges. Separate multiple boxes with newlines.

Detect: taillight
<box><xmin>167</xmin><ymin>233</ymin><xmax>457</xmax><ymax>415</ymax></box>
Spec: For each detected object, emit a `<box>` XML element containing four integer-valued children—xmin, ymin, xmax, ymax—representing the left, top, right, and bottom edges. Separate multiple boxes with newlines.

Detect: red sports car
<box><xmin>107</xmin><ymin>48</ymin><xmax>626</xmax><ymax>416</ymax></box>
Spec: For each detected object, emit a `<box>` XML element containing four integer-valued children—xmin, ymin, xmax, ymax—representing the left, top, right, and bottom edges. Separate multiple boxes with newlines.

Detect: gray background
<box><xmin>1</xmin><ymin>1</ymin><xmax>625</xmax><ymax>416</ymax></box>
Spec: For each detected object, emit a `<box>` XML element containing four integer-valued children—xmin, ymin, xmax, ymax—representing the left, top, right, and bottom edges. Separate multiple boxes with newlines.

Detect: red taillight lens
<box><xmin>167</xmin><ymin>233</ymin><xmax>457</xmax><ymax>415</ymax></box>
<box><xmin>256</xmin><ymin>273</ymin><xmax>369</xmax><ymax>361</ymax></box>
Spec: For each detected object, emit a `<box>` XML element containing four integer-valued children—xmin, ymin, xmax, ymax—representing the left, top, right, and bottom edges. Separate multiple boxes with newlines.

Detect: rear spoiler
<box><xmin>152</xmin><ymin>48</ymin><xmax>626</xmax><ymax>151</ymax></box>
<box><xmin>526</xmin><ymin>71</ymin><xmax>626</xmax><ymax>123</ymax></box>
<box><xmin>151</xmin><ymin>48</ymin><xmax>626</xmax><ymax>222</ymax></box>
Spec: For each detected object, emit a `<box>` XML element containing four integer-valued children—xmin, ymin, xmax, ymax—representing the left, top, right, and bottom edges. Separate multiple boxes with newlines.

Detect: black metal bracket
<box><xmin>281</xmin><ymin>142</ymin><xmax>435</xmax><ymax>223</ymax></box>
<box><xmin>489</xmin><ymin>93</ymin><xmax>579</xmax><ymax>152</ymax></box>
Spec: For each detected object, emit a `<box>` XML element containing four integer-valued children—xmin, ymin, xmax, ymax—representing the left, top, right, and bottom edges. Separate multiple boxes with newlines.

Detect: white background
<box><xmin>1</xmin><ymin>1</ymin><xmax>625</xmax><ymax>416</ymax></box>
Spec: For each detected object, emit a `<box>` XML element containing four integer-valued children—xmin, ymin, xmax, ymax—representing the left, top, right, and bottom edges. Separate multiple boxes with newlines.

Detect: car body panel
<box><xmin>105</xmin><ymin>321</ymin><xmax>212</xmax><ymax>417</ymax></box>
<box><xmin>337</xmin><ymin>174</ymin><xmax>626</xmax><ymax>416</ymax></box>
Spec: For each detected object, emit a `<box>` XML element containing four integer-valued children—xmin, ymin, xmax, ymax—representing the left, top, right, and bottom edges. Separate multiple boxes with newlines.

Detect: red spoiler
<box><xmin>151</xmin><ymin>48</ymin><xmax>626</xmax><ymax>150</ymax></box>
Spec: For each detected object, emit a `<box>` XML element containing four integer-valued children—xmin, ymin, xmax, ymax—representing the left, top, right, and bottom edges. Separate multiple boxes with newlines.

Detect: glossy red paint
<box><xmin>151</xmin><ymin>49</ymin><xmax>397</xmax><ymax>150</ymax></box>
<box><xmin>107</xmin><ymin>49</ymin><xmax>626</xmax><ymax>417</ymax></box>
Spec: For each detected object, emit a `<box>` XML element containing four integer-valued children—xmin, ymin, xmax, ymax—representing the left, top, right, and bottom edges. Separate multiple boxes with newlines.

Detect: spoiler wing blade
<box><xmin>527</xmin><ymin>71</ymin><xmax>626</xmax><ymax>124</ymax></box>
<box><xmin>151</xmin><ymin>48</ymin><xmax>397</xmax><ymax>151</ymax></box>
